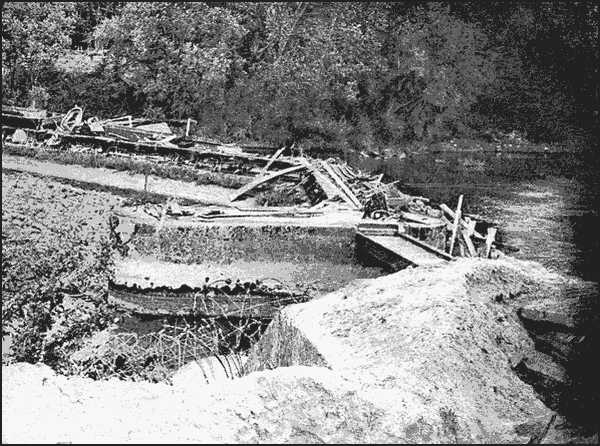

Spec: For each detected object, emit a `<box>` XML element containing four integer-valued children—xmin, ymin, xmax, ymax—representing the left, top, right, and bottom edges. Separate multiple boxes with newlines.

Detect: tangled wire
<box><xmin>68</xmin><ymin>277</ymin><xmax>308</xmax><ymax>383</ymax></box>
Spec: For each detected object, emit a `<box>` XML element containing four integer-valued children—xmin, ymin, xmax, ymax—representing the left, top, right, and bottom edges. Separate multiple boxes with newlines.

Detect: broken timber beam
<box><xmin>483</xmin><ymin>227</ymin><xmax>497</xmax><ymax>258</ymax></box>
<box><xmin>461</xmin><ymin>229</ymin><xmax>477</xmax><ymax>257</ymax></box>
<box><xmin>258</xmin><ymin>146</ymin><xmax>286</xmax><ymax>177</ymax></box>
<box><xmin>320</xmin><ymin>161</ymin><xmax>362</xmax><ymax>209</ymax></box>
<box><xmin>229</xmin><ymin>164</ymin><xmax>307</xmax><ymax>202</ymax></box>
<box><xmin>440</xmin><ymin>203</ymin><xmax>485</xmax><ymax>240</ymax></box>
<box><xmin>311</xmin><ymin>169</ymin><xmax>355</xmax><ymax>206</ymax></box>
<box><xmin>448</xmin><ymin>194</ymin><xmax>464</xmax><ymax>255</ymax></box>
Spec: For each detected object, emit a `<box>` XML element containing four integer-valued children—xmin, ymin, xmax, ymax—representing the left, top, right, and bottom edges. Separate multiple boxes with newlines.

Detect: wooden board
<box><xmin>135</xmin><ymin>122</ymin><xmax>173</xmax><ymax>134</ymax></box>
<box><xmin>310</xmin><ymin>169</ymin><xmax>346</xmax><ymax>201</ymax></box>
<box><xmin>229</xmin><ymin>164</ymin><xmax>307</xmax><ymax>201</ymax></box>
<box><xmin>484</xmin><ymin>227</ymin><xmax>497</xmax><ymax>258</ymax></box>
<box><xmin>258</xmin><ymin>146</ymin><xmax>286</xmax><ymax>177</ymax></box>
<box><xmin>320</xmin><ymin>161</ymin><xmax>362</xmax><ymax>208</ymax></box>
<box><xmin>461</xmin><ymin>229</ymin><xmax>477</xmax><ymax>257</ymax></box>
<box><xmin>448</xmin><ymin>195</ymin><xmax>464</xmax><ymax>255</ymax></box>
<box><xmin>399</xmin><ymin>211</ymin><xmax>445</xmax><ymax>227</ymax></box>
<box><xmin>440</xmin><ymin>203</ymin><xmax>485</xmax><ymax>240</ymax></box>
<box><xmin>357</xmin><ymin>232</ymin><xmax>450</xmax><ymax>269</ymax></box>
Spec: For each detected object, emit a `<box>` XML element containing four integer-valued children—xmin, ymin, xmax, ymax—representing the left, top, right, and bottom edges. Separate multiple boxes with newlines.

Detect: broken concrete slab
<box><xmin>246</xmin><ymin>258</ymin><xmax>558</xmax><ymax>443</ymax></box>
<box><xmin>518</xmin><ymin>289</ymin><xmax>599</xmax><ymax>331</ymax></box>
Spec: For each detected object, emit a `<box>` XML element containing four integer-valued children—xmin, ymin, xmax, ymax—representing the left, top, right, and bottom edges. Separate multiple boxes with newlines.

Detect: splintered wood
<box><xmin>228</xmin><ymin>157</ymin><xmax>368</xmax><ymax>209</ymax></box>
<box><xmin>448</xmin><ymin>195</ymin><xmax>464</xmax><ymax>256</ymax></box>
<box><xmin>229</xmin><ymin>164</ymin><xmax>308</xmax><ymax>201</ymax></box>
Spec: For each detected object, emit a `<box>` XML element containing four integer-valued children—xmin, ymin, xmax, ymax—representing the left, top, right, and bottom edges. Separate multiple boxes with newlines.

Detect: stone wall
<box><xmin>119</xmin><ymin>218</ymin><xmax>357</xmax><ymax>265</ymax></box>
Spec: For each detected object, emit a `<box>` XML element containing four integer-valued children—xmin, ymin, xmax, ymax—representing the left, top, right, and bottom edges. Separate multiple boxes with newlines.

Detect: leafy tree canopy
<box><xmin>2</xmin><ymin>1</ymin><xmax>598</xmax><ymax>148</ymax></box>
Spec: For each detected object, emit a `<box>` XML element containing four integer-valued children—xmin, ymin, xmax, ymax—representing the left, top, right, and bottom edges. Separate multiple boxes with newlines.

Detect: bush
<box><xmin>2</xmin><ymin>222</ymin><xmax>116</xmax><ymax>366</ymax></box>
<box><xmin>1</xmin><ymin>171</ymin><xmax>120</xmax><ymax>367</ymax></box>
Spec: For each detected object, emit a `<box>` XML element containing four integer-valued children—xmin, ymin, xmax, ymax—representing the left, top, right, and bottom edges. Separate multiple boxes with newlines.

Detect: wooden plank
<box><xmin>358</xmin><ymin>232</ymin><xmax>450</xmax><ymax>268</ymax></box>
<box><xmin>397</xmin><ymin>232</ymin><xmax>454</xmax><ymax>261</ymax></box>
<box><xmin>357</xmin><ymin>221</ymin><xmax>399</xmax><ymax>232</ymax></box>
<box><xmin>440</xmin><ymin>202</ymin><xmax>485</xmax><ymax>240</ymax></box>
<box><xmin>136</xmin><ymin>122</ymin><xmax>172</xmax><ymax>134</ymax></box>
<box><xmin>448</xmin><ymin>195</ymin><xmax>464</xmax><ymax>255</ymax></box>
<box><xmin>463</xmin><ymin>218</ymin><xmax>477</xmax><ymax>238</ymax></box>
<box><xmin>461</xmin><ymin>229</ymin><xmax>477</xmax><ymax>257</ymax></box>
<box><xmin>259</xmin><ymin>146</ymin><xmax>286</xmax><ymax>177</ymax></box>
<box><xmin>185</xmin><ymin>118</ymin><xmax>192</xmax><ymax>136</ymax></box>
<box><xmin>321</xmin><ymin>162</ymin><xmax>361</xmax><ymax>206</ymax></box>
<box><xmin>331</xmin><ymin>163</ymin><xmax>355</xmax><ymax>181</ymax></box>
<box><xmin>100</xmin><ymin>115</ymin><xmax>133</xmax><ymax>125</ymax></box>
<box><xmin>399</xmin><ymin>211</ymin><xmax>445</xmax><ymax>226</ymax></box>
<box><xmin>311</xmin><ymin>169</ymin><xmax>349</xmax><ymax>202</ymax></box>
<box><xmin>484</xmin><ymin>227</ymin><xmax>497</xmax><ymax>258</ymax></box>
<box><xmin>320</xmin><ymin>161</ymin><xmax>362</xmax><ymax>208</ymax></box>
<box><xmin>229</xmin><ymin>164</ymin><xmax>307</xmax><ymax>202</ymax></box>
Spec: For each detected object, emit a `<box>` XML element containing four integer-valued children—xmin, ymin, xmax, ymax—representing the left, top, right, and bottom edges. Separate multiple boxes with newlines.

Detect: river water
<box><xmin>349</xmin><ymin>151</ymin><xmax>600</xmax><ymax>284</ymax></box>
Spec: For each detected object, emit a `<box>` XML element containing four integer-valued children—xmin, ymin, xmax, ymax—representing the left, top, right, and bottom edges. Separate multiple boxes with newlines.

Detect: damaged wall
<box><xmin>111</xmin><ymin>212</ymin><xmax>358</xmax><ymax>265</ymax></box>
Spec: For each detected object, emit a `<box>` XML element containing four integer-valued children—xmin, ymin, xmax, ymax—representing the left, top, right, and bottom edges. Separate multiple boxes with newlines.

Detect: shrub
<box><xmin>2</xmin><ymin>171</ymin><xmax>120</xmax><ymax>367</ymax></box>
<box><xmin>2</xmin><ymin>222</ymin><xmax>117</xmax><ymax>366</ymax></box>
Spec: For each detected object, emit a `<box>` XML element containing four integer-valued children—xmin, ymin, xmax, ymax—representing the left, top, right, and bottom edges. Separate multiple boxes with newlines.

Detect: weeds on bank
<box><xmin>3</xmin><ymin>142</ymin><xmax>249</xmax><ymax>189</ymax></box>
<box><xmin>67</xmin><ymin>317</ymin><xmax>266</xmax><ymax>382</ymax></box>
<box><xmin>2</xmin><ymin>222</ymin><xmax>118</xmax><ymax>367</ymax></box>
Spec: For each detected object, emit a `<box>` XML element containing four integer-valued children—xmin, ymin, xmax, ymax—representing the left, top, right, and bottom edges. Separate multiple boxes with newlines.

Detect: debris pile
<box><xmin>2</xmin><ymin>104</ymin><xmax>505</xmax><ymax>260</ymax></box>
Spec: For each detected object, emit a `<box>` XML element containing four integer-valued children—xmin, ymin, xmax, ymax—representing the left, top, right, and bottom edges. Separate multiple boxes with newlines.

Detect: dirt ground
<box><xmin>5</xmin><ymin>259</ymin><xmax>597</xmax><ymax>443</ymax></box>
<box><xmin>2</xmin><ymin>170</ymin><xmax>123</xmax><ymax>245</ymax></box>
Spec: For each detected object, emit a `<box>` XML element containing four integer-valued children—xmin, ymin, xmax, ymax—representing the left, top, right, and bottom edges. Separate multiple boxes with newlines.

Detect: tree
<box><xmin>2</xmin><ymin>2</ymin><xmax>76</xmax><ymax>105</ymax></box>
<box><xmin>451</xmin><ymin>1</ymin><xmax>599</xmax><ymax>142</ymax></box>
<box><xmin>362</xmin><ymin>3</ymin><xmax>496</xmax><ymax>141</ymax></box>
<box><xmin>224</xmin><ymin>2</ymin><xmax>386</xmax><ymax>146</ymax></box>
<box><xmin>69</xmin><ymin>1</ymin><xmax>124</xmax><ymax>50</ymax></box>
<box><xmin>94</xmin><ymin>2</ymin><xmax>247</xmax><ymax>123</ymax></box>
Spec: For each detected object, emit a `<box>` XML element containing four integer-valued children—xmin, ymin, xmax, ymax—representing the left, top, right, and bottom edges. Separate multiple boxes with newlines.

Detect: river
<box><xmin>349</xmin><ymin>150</ymin><xmax>600</xmax><ymax>284</ymax></box>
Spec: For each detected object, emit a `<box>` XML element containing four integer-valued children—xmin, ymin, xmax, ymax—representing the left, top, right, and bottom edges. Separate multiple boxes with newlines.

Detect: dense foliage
<box><xmin>2</xmin><ymin>228</ymin><xmax>114</xmax><ymax>365</ymax></box>
<box><xmin>2</xmin><ymin>1</ymin><xmax>598</xmax><ymax>150</ymax></box>
<box><xmin>1</xmin><ymin>172</ymin><xmax>120</xmax><ymax>367</ymax></box>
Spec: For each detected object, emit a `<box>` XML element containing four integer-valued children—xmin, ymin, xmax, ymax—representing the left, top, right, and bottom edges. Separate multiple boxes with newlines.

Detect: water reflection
<box><xmin>349</xmin><ymin>151</ymin><xmax>600</xmax><ymax>283</ymax></box>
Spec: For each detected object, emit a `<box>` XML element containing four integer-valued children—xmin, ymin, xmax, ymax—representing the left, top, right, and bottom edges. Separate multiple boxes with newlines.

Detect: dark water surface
<box><xmin>349</xmin><ymin>151</ymin><xmax>600</xmax><ymax>284</ymax></box>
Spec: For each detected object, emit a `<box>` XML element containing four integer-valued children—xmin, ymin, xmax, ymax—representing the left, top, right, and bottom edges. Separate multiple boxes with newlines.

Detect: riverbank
<box><xmin>2</xmin><ymin>153</ymin><xmax>257</xmax><ymax>207</ymax></box>
<box><xmin>3</xmin><ymin>258</ymin><xmax>598</xmax><ymax>443</ymax></box>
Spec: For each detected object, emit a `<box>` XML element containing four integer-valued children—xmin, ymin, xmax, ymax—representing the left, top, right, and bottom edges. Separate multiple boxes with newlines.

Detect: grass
<box><xmin>68</xmin><ymin>320</ymin><xmax>244</xmax><ymax>382</ymax></box>
<box><xmin>2</xmin><ymin>170</ymin><xmax>121</xmax><ymax>366</ymax></box>
<box><xmin>3</xmin><ymin>142</ymin><xmax>251</xmax><ymax>189</ymax></box>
